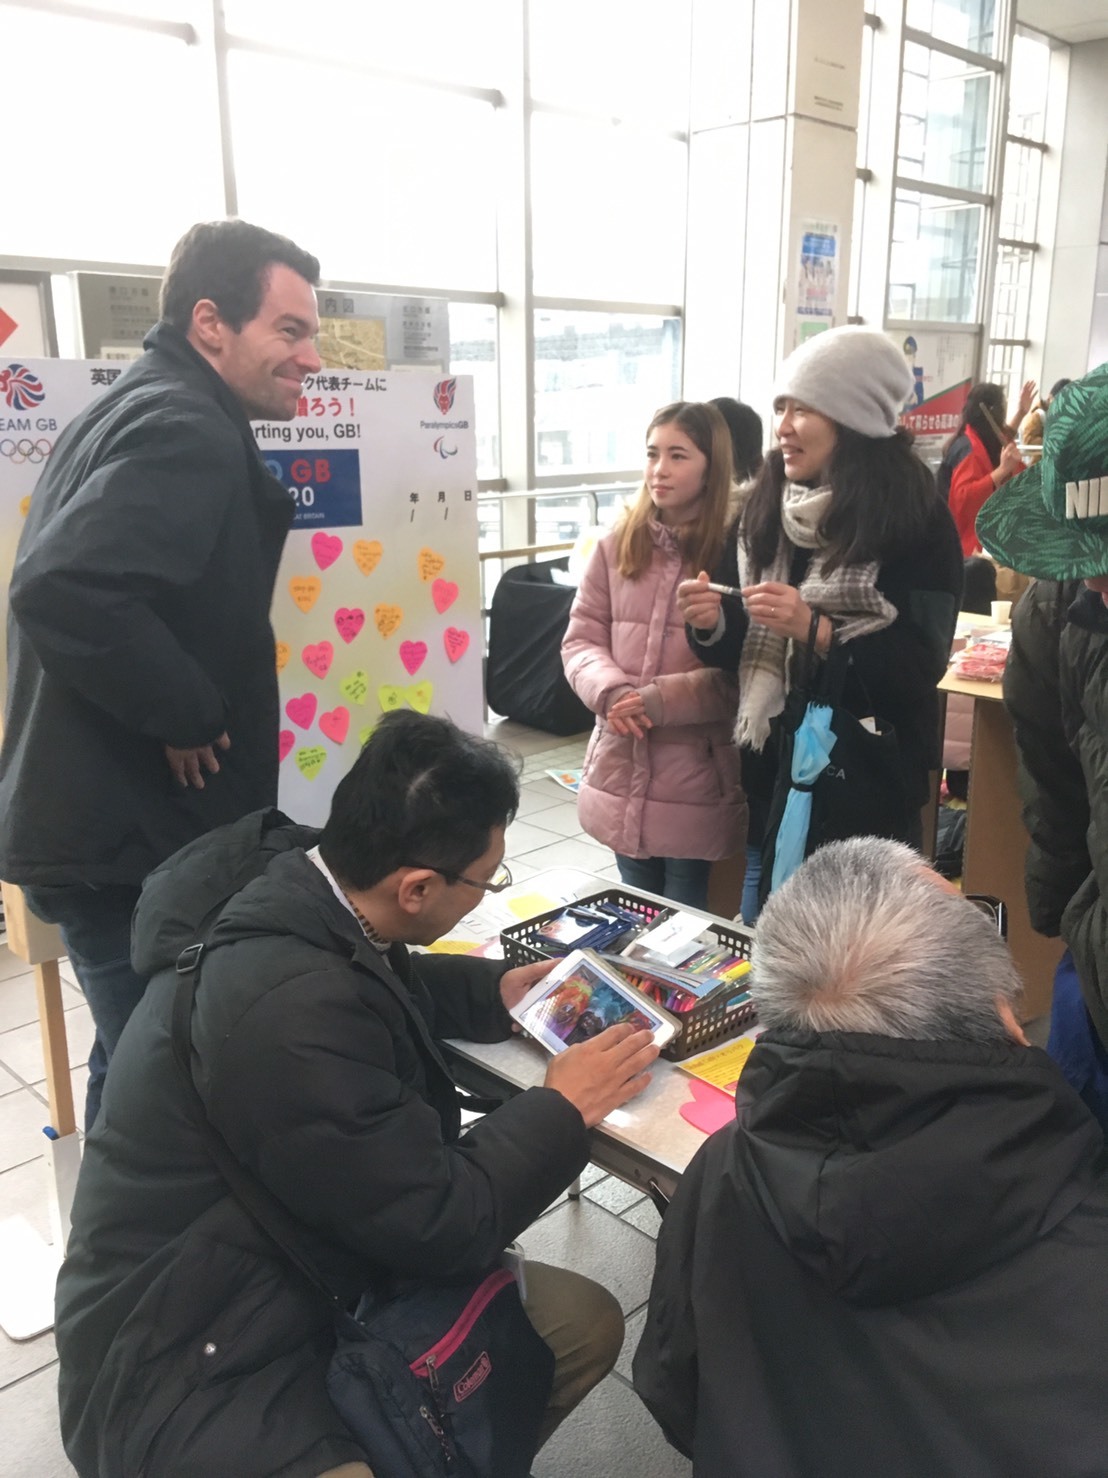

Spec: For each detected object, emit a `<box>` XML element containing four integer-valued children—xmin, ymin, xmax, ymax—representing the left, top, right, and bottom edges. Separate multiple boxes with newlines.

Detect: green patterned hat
<box><xmin>977</xmin><ymin>362</ymin><xmax>1108</xmax><ymax>579</ymax></box>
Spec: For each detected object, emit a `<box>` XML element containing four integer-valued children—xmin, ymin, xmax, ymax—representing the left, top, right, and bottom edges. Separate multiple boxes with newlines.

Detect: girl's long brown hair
<box><xmin>615</xmin><ymin>401</ymin><xmax>734</xmax><ymax>579</ymax></box>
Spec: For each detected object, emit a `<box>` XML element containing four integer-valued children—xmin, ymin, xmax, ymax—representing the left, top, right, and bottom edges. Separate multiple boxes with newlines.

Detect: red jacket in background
<box><xmin>949</xmin><ymin>425</ymin><xmax>996</xmax><ymax>557</ymax></box>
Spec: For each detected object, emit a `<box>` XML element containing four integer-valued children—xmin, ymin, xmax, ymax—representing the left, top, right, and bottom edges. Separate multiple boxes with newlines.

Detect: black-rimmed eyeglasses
<box><xmin>403</xmin><ymin>862</ymin><xmax>513</xmax><ymax>894</ymax></box>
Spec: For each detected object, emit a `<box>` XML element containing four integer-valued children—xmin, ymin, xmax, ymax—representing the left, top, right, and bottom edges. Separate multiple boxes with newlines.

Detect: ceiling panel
<box><xmin>1017</xmin><ymin>0</ymin><xmax>1108</xmax><ymax>42</ymax></box>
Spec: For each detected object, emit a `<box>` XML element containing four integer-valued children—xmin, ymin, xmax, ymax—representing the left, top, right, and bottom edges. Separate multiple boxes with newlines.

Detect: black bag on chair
<box><xmin>486</xmin><ymin>559</ymin><xmax>592</xmax><ymax>735</ymax></box>
<box><xmin>759</xmin><ymin>635</ymin><xmax>914</xmax><ymax>905</ymax></box>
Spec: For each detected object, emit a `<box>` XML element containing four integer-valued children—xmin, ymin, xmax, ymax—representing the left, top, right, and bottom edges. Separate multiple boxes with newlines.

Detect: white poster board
<box><xmin>0</xmin><ymin>361</ymin><xmax>481</xmax><ymax>827</ymax></box>
<box><xmin>264</xmin><ymin>371</ymin><xmax>480</xmax><ymax>825</ymax></box>
<box><xmin>0</xmin><ymin>358</ymin><xmax>124</xmax><ymax>692</ymax></box>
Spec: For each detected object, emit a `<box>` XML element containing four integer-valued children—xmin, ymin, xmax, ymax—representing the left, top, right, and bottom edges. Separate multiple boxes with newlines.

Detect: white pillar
<box><xmin>684</xmin><ymin>0</ymin><xmax>864</xmax><ymax>422</ymax></box>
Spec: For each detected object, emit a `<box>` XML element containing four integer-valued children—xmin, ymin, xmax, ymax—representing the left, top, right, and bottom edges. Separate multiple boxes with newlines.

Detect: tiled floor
<box><xmin>0</xmin><ymin>718</ymin><xmax>690</xmax><ymax>1476</ymax></box>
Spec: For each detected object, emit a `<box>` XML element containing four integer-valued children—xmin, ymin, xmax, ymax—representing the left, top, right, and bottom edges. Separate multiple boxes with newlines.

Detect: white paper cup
<box><xmin>990</xmin><ymin>600</ymin><xmax>1012</xmax><ymax>625</ymax></box>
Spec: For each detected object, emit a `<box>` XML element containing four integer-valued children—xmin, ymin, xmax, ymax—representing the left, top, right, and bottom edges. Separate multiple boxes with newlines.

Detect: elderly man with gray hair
<box><xmin>634</xmin><ymin>837</ymin><xmax>1108</xmax><ymax>1478</ymax></box>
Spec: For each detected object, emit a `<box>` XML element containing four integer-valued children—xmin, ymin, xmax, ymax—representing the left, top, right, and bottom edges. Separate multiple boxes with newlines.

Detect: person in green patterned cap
<box><xmin>978</xmin><ymin>362</ymin><xmax>1108</xmax><ymax>1129</ymax></box>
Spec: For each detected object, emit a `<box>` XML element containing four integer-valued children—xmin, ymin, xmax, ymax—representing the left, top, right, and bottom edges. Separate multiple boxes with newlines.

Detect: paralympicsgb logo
<box><xmin>0</xmin><ymin>364</ymin><xmax>46</xmax><ymax>411</ymax></box>
<box><xmin>432</xmin><ymin>378</ymin><xmax>457</xmax><ymax>415</ymax></box>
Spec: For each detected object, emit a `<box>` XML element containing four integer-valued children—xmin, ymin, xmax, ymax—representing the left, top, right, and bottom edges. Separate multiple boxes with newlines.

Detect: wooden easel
<box><xmin>0</xmin><ymin>882</ymin><xmax>79</xmax><ymax>1339</ymax></box>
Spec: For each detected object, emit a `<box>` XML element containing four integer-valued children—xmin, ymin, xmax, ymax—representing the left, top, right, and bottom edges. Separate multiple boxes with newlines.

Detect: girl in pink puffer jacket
<box><xmin>562</xmin><ymin>402</ymin><xmax>747</xmax><ymax>908</ymax></box>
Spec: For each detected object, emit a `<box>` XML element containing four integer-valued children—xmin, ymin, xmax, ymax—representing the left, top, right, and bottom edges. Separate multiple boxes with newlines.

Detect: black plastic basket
<box><xmin>500</xmin><ymin>888</ymin><xmax>757</xmax><ymax>1062</ymax></box>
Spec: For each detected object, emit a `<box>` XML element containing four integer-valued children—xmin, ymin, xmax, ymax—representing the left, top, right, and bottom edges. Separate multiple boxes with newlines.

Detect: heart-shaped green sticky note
<box><xmin>378</xmin><ymin>684</ymin><xmax>405</xmax><ymax>712</ymax></box>
<box><xmin>295</xmin><ymin>746</ymin><xmax>327</xmax><ymax>779</ymax></box>
<box><xmin>406</xmin><ymin>681</ymin><xmax>434</xmax><ymax>714</ymax></box>
<box><xmin>340</xmin><ymin>669</ymin><xmax>370</xmax><ymax>706</ymax></box>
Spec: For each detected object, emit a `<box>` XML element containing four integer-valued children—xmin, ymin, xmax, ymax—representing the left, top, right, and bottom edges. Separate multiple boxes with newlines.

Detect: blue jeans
<box><xmin>22</xmin><ymin>883</ymin><xmax>146</xmax><ymax>1132</ymax></box>
<box><xmin>1047</xmin><ymin>948</ymin><xmax>1108</xmax><ymax>1134</ymax></box>
<box><xmin>741</xmin><ymin>842</ymin><xmax>762</xmax><ymax>926</ymax></box>
<box><xmin>614</xmin><ymin>855</ymin><xmax>712</xmax><ymax>910</ymax></box>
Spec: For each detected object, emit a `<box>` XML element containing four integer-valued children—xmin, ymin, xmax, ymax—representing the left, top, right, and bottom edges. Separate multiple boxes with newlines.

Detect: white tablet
<box><xmin>510</xmin><ymin>949</ymin><xmax>678</xmax><ymax>1053</ymax></box>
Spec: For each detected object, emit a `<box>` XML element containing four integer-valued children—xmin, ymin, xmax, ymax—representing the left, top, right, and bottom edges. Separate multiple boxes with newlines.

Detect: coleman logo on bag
<box><xmin>454</xmin><ymin>1350</ymin><xmax>492</xmax><ymax>1403</ymax></box>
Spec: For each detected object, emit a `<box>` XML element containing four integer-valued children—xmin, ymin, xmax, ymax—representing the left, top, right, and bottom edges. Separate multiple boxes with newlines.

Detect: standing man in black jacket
<box><xmin>0</xmin><ymin>219</ymin><xmax>321</xmax><ymax>1127</ymax></box>
<box><xmin>634</xmin><ymin>838</ymin><xmax>1108</xmax><ymax>1478</ymax></box>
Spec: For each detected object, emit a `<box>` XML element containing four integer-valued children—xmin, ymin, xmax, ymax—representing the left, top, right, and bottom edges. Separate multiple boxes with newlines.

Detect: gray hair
<box><xmin>751</xmin><ymin>837</ymin><xmax>1021</xmax><ymax>1043</ymax></box>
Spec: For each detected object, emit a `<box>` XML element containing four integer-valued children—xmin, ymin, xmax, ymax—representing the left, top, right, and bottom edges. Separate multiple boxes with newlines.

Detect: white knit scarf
<box><xmin>734</xmin><ymin>482</ymin><xmax>897</xmax><ymax>750</ymax></box>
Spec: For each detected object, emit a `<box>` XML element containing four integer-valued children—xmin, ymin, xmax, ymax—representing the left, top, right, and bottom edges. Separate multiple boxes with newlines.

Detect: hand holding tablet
<box><xmin>510</xmin><ymin>949</ymin><xmax>678</xmax><ymax>1051</ymax></box>
<box><xmin>509</xmin><ymin>950</ymin><xmax>670</xmax><ymax>1127</ymax></box>
<box><xmin>543</xmin><ymin>1023</ymin><xmax>660</xmax><ymax>1128</ymax></box>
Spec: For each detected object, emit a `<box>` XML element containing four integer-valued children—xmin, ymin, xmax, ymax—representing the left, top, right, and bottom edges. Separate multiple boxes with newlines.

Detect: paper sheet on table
<box><xmin>679</xmin><ymin>1036</ymin><xmax>757</xmax><ymax>1093</ymax></box>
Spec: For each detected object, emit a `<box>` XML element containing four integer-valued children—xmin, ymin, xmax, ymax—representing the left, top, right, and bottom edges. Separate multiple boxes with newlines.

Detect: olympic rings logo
<box><xmin>0</xmin><ymin>438</ymin><xmax>52</xmax><ymax>465</ymax></box>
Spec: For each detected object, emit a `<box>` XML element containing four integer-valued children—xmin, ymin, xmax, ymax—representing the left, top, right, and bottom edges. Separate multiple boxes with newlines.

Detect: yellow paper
<box><xmin>679</xmin><ymin>1037</ymin><xmax>756</xmax><ymax>1091</ymax></box>
<box><xmin>507</xmin><ymin>892</ymin><xmax>558</xmax><ymax>921</ymax></box>
<box><xmin>427</xmin><ymin>939</ymin><xmax>478</xmax><ymax>954</ymax></box>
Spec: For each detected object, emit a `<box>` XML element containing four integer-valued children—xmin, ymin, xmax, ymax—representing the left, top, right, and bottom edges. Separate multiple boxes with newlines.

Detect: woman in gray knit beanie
<box><xmin>676</xmin><ymin>326</ymin><xmax>964</xmax><ymax>923</ymax></box>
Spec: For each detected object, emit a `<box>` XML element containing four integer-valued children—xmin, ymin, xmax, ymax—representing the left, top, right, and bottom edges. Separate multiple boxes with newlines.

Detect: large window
<box><xmin>533</xmin><ymin>311</ymin><xmax>681</xmax><ymax>475</ymax></box>
<box><xmin>898</xmin><ymin>42</ymin><xmax>992</xmax><ymax>194</ymax></box>
<box><xmin>3</xmin><ymin>0</ymin><xmax>692</xmax><ymax>622</ymax></box>
<box><xmin>530</xmin><ymin>119</ymin><xmax>687</xmax><ymax>302</ymax></box>
<box><xmin>904</xmin><ymin>0</ymin><xmax>997</xmax><ymax>57</ymax></box>
<box><xmin>986</xmin><ymin>28</ymin><xmax>1054</xmax><ymax>400</ymax></box>
<box><xmin>4</xmin><ymin>7</ymin><xmax>221</xmax><ymax>262</ymax></box>
<box><xmin>889</xmin><ymin>191</ymin><xmax>983</xmax><ymax>322</ymax></box>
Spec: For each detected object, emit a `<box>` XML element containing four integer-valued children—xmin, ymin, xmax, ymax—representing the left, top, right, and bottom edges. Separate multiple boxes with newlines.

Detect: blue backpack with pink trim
<box><xmin>171</xmin><ymin>944</ymin><xmax>554</xmax><ymax>1477</ymax></box>
<box><xmin>328</xmin><ymin>1264</ymin><xmax>554</xmax><ymax>1477</ymax></box>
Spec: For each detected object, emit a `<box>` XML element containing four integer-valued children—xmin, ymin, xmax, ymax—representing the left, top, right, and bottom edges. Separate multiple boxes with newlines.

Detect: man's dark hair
<box><xmin>160</xmin><ymin>219</ymin><xmax>321</xmax><ymax>332</ymax></box>
<box><xmin>709</xmin><ymin>396</ymin><xmax>764</xmax><ymax>482</ymax></box>
<box><xmin>319</xmin><ymin>710</ymin><xmax>520</xmax><ymax>890</ymax></box>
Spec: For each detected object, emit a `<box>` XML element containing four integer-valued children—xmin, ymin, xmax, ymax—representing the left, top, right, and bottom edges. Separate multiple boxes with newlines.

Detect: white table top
<box><xmin>440</xmin><ymin>868</ymin><xmax>756</xmax><ymax>1193</ymax></box>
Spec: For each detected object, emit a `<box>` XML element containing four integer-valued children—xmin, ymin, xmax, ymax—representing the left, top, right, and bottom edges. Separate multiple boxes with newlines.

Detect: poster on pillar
<box><xmin>794</xmin><ymin>221</ymin><xmax>838</xmax><ymax>348</ymax></box>
<box><xmin>262</xmin><ymin>372</ymin><xmax>480</xmax><ymax>827</ymax></box>
<box><xmin>893</xmin><ymin>331</ymin><xmax>975</xmax><ymax>466</ymax></box>
<box><xmin>0</xmin><ymin>358</ymin><xmax>123</xmax><ymax>693</ymax></box>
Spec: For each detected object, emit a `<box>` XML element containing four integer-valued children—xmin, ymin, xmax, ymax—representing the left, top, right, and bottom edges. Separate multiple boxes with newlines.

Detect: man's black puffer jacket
<box><xmin>55</xmin><ymin>810</ymin><xmax>589</xmax><ymax>1478</ymax></box>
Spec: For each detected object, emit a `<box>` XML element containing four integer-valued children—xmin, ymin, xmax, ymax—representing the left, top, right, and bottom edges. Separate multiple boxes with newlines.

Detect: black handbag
<box><xmin>170</xmin><ymin>945</ymin><xmax>554</xmax><ymax>1478</ymax></box>
<box><xmin>759</xmin><ymin>628</ymin><xmax>914</xmax><ymax>904</ymax></box>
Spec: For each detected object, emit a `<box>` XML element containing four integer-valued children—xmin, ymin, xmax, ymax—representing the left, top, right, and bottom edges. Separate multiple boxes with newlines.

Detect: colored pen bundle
<box><xmin>602</xmin><ymin>950</ymin><xmax>752</xmax><ymax>1015</ymax></box>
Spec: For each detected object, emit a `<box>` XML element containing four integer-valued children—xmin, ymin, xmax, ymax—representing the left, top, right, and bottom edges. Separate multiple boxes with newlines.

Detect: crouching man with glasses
<box><xmin>55</xmin><ymin>710</ymin><xmax>658</xmax><ymax>1477</ymax></box>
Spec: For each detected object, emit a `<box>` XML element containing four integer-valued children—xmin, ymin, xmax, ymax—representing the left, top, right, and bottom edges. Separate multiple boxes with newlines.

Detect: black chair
<box><xmin>486</xmin><ymin>559</ymin><xmax>593</xmax><ymax>736</ymax></box>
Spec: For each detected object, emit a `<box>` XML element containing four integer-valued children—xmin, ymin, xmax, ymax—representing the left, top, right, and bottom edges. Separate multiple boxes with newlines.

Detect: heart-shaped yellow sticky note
<box><xmin>295</xmin><ymin>746</ymin><xmax>327</xmax><ymax>779</ymax></box>
<box><xmin>418</xmin><ymin>547</ymin><xmax>446</xmax><ymax>582</ymax></box>
<box><xmin>353</xmin><ymin>539</ymin><xmax>383</xmax><ymax>576</ymax></box>
<box><xmin>406</xmin><ymin>681</ymin><xmax>434</xmax><ymax>714</ymax></box>
<box><xmin>289</xmin><ymin>575</ymin><xmax>322</xmax><ymax>613</ymax></box>
<box><xmin>374</xmin><ymin>604</ymin><xmax>403</xmax><ymax>638</ymax></box>
<box><xmin>275</xmin><ymin>641</ymin><xmax>290</xmax><ymax>673</ymax></box>
<box><xmin>340</xmin><ymin>670</ymin><xmax>370</xmax><ymax>705</ymax></box>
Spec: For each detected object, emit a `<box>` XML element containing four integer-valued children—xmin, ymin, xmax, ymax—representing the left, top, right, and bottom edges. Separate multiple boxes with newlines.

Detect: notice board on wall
<box><xmin>0</xmin><ymin>358</ymin><xmax>480</xmax><ymax>826</ymax></box>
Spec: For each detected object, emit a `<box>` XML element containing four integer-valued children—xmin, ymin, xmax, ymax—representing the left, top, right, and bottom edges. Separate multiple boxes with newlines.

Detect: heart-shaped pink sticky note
<box><xmin>443</xmin><ymin>627</ymin><xmax>470</xmax><ymax>664</ymax></box>
<box><xmin>311</xmin><ymin>531</ymin><xmax>343</xmax><ymax>570</ymax></box>
<box><xmin>285</xmin><ymin>693</ymin><xmax>317</xmax><ymax>730</ymax></box>
<box><xmin>301</xmin><ymin>640</ymin><xmax>333</xmax><ymax>679</ymax></box>
<box><xmin>278</xmin><ymin>729</ymin><xmax>295</xmax><ymax>763</ymax></box>
<box><xmin>679</xmin><ymin>1079</ymin><xmax>737</xmax><ymax>1137</ymax></box>
<box><xmin>431</xmin><ymin>578</ymin><xmax>459</xmax><ymax>614</ymax></box>
<box><xmin>319</xmin><ymin>706</ymin><xmax>350</xmax><ymax>745</ymax></box>
<box><xmin>335</xmin><ymin>607</ymin><xmax>366</xmax><ymax>644</ymax></box>
<box><xmin>399</xmin><ymin>640</ymin><xmax>428</xmax><ymax>676</ymax></box>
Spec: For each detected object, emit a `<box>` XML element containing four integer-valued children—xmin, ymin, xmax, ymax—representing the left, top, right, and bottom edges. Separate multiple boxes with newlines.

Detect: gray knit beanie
<box><xmin>773</xmin><ymin>326</ymin><xmax>913</xmax><ymax>439</ymax></box>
